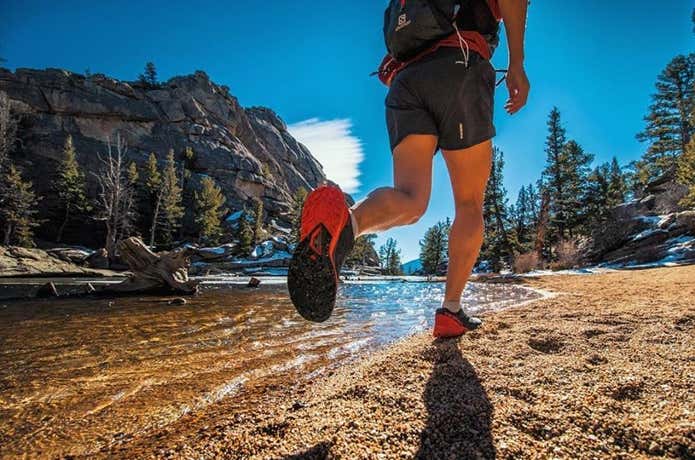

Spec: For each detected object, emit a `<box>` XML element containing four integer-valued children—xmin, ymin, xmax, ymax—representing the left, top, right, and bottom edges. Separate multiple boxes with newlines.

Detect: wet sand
<box><xmin>0</xmin><ymin>280</ymin><xmax>538</xmax><ymax>458</ymax></box>
<box><xmin>100</xmin><ymin>265</ymin><xmax>694</xmax><ymax>459</ymax></box>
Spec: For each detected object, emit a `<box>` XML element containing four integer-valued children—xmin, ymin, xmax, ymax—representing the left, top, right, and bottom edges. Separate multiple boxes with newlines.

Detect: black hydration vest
<box><xmin>383</xmin><ymin>0</ymin><xmax>499</xmax><ymax>61</ymax></box>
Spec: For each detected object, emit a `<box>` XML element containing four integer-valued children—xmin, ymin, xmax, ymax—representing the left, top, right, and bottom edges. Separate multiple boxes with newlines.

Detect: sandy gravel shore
<box><xmin>106</xmin><ymin>265</ymin><xmax>694</xmax><ymax>459</ymax></box>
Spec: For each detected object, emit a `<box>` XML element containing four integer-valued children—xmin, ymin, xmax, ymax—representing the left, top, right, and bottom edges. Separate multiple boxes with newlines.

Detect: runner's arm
<box><xmin>498</xmin><ymin>0</ymin><xmax>529</xmax><ymax>114</ymax></box>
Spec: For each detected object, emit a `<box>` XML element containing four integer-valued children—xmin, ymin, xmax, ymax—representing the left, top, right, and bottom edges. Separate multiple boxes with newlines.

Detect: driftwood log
<box><xmin>105</xmin><ymin>237</ymin><xmax>199</xmax><ymax>295</ymax></box>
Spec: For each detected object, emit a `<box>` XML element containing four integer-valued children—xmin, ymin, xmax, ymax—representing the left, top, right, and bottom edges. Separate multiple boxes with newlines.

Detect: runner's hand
<box><xmin>504</xmin><ymin>64</ymin><xmax>529</xmax><ymax>115</ymax></box>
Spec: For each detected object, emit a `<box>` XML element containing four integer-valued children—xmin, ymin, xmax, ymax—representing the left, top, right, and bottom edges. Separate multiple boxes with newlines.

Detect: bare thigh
<box><xmin>351</xmin><ymin>134</ymin><xmax>438</xmax><ymax>233</ymax></box>
<box><xmin>393</xmin><ymin>134</ymin><xmax>438</xmax><ymax>208</ymax></box>
<box><xmin>441</xmin><ymin>140</ymin><xmax>493</xmax><ymax>208</ymax></box>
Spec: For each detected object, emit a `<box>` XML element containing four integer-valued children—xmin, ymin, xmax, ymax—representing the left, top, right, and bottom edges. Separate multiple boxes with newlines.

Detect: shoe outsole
<box><xmin>288</xmin><ymin>224</ymin><xmax>337</xmax><ymax>323</ymax></box>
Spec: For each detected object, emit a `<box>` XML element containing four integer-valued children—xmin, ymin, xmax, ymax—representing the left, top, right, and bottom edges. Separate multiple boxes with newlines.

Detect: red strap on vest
<box><xmin>375</xmin><ymin>30</ymin><xmax>492</xmax><ymax>86</ymax></box>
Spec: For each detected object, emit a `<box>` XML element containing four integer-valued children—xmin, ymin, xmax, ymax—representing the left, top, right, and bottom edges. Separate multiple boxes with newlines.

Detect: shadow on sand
<box><xmin>415</xmin><ymin>339</ymin><xmax>495</xmax><ymax>459</ymax></box>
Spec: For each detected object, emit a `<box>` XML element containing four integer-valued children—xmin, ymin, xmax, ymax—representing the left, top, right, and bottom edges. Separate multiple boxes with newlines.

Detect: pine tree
<box><xmin>159</xmin><ymin>149</ymin><xmax>184</xmax><ymax>245</ymax></box>
<box><xmin>126</xmin><ymin>161</ymin><xmax>141</xmax><ymax>236</ymax></box>
<box><xmin>253</xmin><ymin>198</ymin><xmax>264</xmax><ymax>244</ymax></box>
<box><xmin>139</xmin><ymin>62</ymin><xmax>158</xmax><ymax>88</ymax></box>
<box><xmin>237</xmin><ymin>210</ymin><xmax>254</xmax><ymax>256</ymax></box>
<box><xmin>346</xmin><ymin>234</ymin><xmax>378</xmax><ymax>267</ymax></box>
<box><xmin>540</xmin><ymin>107</ymin><xmax>568</xmax><ymax>243</ymax></box>
<box><xmin>180</xmin><ymin>147</ymin><xmax>196</xmax><ymax>238</ymax></box>
<box><xmin>512</xmin><ymin>186</ymin><xmax>529</xmax><ymax>248</ymax></box>
<box><xmin>0</xmin><ymin>91</ymin><xmax>18</xmax><ymax>218</ymax></box>
<box><xmin>624</xmin><ymin>161</ymin><xmax>645</xmax><ymax>199</ymax></box>
<box><xmin>607</xmin><ymin>157</ymin><xmax>627</xmax><ymax>206</ymax></box>
<box><xmin>290</xmin><ymin>187</ymin><xmax>308</xmax><ymax>244</ymax></box>
<box><xmin>195</xmin><ymin>176</ymin><xmax>227</xmax><ymax>245</ymax></box>
<box><xmin>379</xmin><ymin>237</ymin><xmax>403</xmax><ymax>275</ymax></box>
<box><xmin>636</xmin><ymin>54</ymin><xmax>695</xmax><ymax>183</ymax></box>
<box><xmin>0</xmin><ymin>91</ymin><xmax>17</xmax><ymax>170</ymax></box>
<box><xmin>54</xmin><ymin>135</ymin><xmax>90</xmax><ymax>242</ymax></box>
<box><xmin>481</xmin><ymin>147</ymin><xmax>514</xmax><ymax>271</ymax></box>
<box><xmin>510</xmin><ymin>183</ymin><xmax>540</xmax><ymax>252</ymax></box>
<box><xmin>144</xmin><ymin>153</ymin><xmax>163</xmax><ymax>246</ymax></box>
<box><xmin>1</xmin><ymin>164</ymin><xmax>40</xmax><ymax>246</ymax></box>
<box><xmin>540</xmin><ymin>109</ymin><xmax>594</xmax><ymax>242</ymax></box>
<box><xmin>676</xmin><ymin>138</ymin><xmax>695</xmax><ymax>208</ymax></box>
<box><xmin>534</xmin><ymin>189</ymin><xmax>551</xmax><ymax>262</ymax></box>
<box><xmin>525</xmin><ymin>183</ymin><xmax>540</xmax><ymax>232</ymax></box>
<box><xmin>127</xmin><ymin>161</ymin><xmax>139</xmax><ymax>185</ymax></box>
<box><xmin>561</xmin><ymin>140</ymin><xmax>593</xmax><ymax>236</ymax></box>
<box><xmin>183</xmin><ymin>146</ymin><xmax>195</xmax><ymax>166</ymax></box>
<box><xmin>420</xmin><ymin>219</ymin><xmax>450</xmax><ymax>275</ymax></box>
<box><xmin>582</xmin><ymin>163</ymin><xmax>611</xmax><ymax>231</ymax></box>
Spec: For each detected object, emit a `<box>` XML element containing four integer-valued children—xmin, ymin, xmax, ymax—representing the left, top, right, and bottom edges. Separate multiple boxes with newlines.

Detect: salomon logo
<box><xmin>396</xmin><ymin>13</ymin><xmax>411</xmax><ymax>31</ymax></box>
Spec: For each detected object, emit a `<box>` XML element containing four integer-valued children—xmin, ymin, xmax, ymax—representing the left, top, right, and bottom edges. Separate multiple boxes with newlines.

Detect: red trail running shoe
<box><xmin>433</xmin><ymin>308</ymin><xmax>483</xmax><ymax>338</ymax></box>
<box><xmin>288</xmin><ymin>185</ymin><xmax>354</xmax><ymax>322</ymax></box>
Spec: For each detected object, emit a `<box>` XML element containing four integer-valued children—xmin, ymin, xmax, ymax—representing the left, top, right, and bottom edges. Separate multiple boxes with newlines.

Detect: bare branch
<box><xmin>91</xmin><ymin>132</ymin><xmax>136</xmax><ymax>257</ymax></box>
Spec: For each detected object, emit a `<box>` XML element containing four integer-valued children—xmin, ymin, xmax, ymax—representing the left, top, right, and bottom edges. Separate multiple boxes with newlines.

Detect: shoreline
<box><xmin>0</xmin><ymin>276</ymin><xmax>543</xmax><ymax>459</ymax></box>
<box><xmin>0</xmin><ymin>272</ymin><xmax>546</xmax><ymax>301</ymax></box>
<box><xmin>100</xmin><ymin>265</ymin><xmax>694</xmax><ymax>459</ymax></box>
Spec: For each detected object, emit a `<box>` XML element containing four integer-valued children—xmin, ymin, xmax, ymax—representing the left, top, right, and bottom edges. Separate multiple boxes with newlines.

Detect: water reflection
<box><xmin>0</xmin><ymin>279</ymin><xmax>539</xmax><ymax>458</ymax></box>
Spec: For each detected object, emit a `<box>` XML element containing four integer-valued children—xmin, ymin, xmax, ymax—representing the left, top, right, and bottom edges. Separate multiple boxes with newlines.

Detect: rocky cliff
<box><xmin>0</xmin><ymin>67</ymin><xmax>325</xmax><ymax>245</ymax></box>
<box><xmin>588</xmin><ymin>176</ymin><xmax>695</xmax><ymax>267</ymax></box>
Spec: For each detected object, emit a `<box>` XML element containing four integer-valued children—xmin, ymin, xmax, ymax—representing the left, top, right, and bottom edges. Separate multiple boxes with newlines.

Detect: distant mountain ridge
<box><xmin>0</xmin><ymin>67</ymin><xmax>326</xmax><ymax>245</ymax></box>
<box><xmin>401</xmin><ymin>258</ymin><xmax>423</xmax><ymax>275</ymax></box>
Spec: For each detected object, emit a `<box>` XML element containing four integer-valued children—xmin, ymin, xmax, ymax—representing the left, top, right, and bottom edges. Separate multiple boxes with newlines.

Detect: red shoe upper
<box><xmin>299</xmin><ymin>185</ymin><xmax>350</xmax><ymax>279</ymax></box>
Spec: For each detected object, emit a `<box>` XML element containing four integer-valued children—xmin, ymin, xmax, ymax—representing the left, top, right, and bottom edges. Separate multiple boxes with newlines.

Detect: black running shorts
<box><xmin>385</xmin><ymin>47</ymin><xmax>496</xmax><ymax>152</ymax></box>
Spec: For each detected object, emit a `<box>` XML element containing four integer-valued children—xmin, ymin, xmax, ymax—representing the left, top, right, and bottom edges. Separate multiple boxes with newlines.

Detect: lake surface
<box><xmin>0</xmin><ymin>278</ymin><xmax>540</xmax><ymax>458</ymax></box>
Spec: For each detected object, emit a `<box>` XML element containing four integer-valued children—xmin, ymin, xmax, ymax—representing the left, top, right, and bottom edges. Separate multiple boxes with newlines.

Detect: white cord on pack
<box><xmin>452</xmin><ymin>22</ymin><xmax>470</xmax><ymax>67</ymax></box>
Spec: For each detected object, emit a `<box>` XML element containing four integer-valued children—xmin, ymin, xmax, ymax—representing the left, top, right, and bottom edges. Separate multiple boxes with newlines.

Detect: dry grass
<box><xmin>513</xmin><ymin>251</ymin><xmax>540</xmax><ymax>273</ymax></box>
<box><xmin>550</xmin><ymin>238</ymin><xmax>583</xmax><ymax>270</ymax></box>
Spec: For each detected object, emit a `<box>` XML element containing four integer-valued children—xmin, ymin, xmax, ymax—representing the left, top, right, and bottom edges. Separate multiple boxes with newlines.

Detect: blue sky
<box><xmin>2</xmin><ymin>0</ymin><xmax>693</xmax><ymax>261</ymax></box>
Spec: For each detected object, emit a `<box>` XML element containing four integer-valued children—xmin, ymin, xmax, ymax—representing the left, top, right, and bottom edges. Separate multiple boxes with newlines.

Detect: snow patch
<box><xmin>634</xmin><ymin>215</ymin><xmax>662</xmax><ymax>225</ymax></box>
<box><xmin>231</xmin><ymin>250</ymin><xmax>292</xmax><ymax>265</ymax></box>
<box><xmin>520</xmin><ymin>267</ymin><xmax>616</xmax><ymax>277</ymax></box>
<box><xmin>270</xmin><ymin>219</ymin><xmax>291</xmax><ymax>234</ymax></box>
<box><xmin>630</xmin><ymin>228</ymin><xmax>664</xmax><ymax>242</ymax></box>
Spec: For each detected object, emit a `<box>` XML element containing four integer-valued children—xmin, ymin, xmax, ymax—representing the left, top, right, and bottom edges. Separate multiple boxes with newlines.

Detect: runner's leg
<box><xmin>441</xmin><ymin>139</ymin><xmax>493</xmax><ymax>303</ymax></box>
<box><xmin>350</xmin><ymin>134</ymin><xmax>437</xmax><ymax>235</ymax></box>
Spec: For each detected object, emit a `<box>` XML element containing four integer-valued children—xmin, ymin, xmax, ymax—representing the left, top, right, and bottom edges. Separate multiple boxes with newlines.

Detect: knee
<box><xmin>454</xmin><ymin>200</ymin><xmax>484</xmax><ymax>227</ymax></box>
<box><xmin>403</xmin><ymin>198</ymin><xmax>428</xmax><ymax>224</ymax></box>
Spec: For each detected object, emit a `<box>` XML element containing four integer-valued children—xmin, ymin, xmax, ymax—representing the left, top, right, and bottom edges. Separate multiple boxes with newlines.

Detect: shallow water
<box><xmin>0</xmin><ymin>279</ymin><xmax>539</xmax><ymax>458</ymax></box>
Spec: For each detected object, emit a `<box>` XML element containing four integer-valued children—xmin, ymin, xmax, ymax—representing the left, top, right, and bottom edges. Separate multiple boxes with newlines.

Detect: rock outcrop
<box><xmin>0</xmin><ymin>246</ymin><xmax>118</xmax><ymax>277</ymax></box>
<box><xmin>0</xmin><ymin>67</ymin><xmax>325</xmax><ymax>245</ymax></box>
<box><xmin>588</xmin><ymin>175</ymin><xmax>695</xmax><ymax>267</ymax></box>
